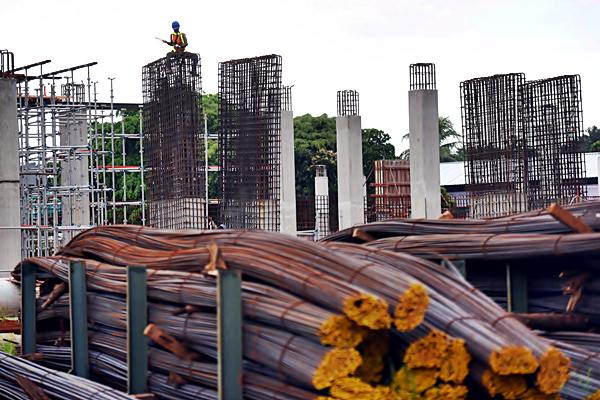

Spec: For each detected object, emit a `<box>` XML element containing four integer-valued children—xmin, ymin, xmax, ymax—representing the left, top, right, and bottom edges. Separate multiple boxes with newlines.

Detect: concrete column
<box><xmin>60</xmin><ymin>111</ymin><xmax>90</xmax><ymax>241</ymax></box>
<box><xmin>0</xmin><ymin>78</ymin><xmax>21</xmax><ymax>276</ymax></box>
<box><xmin>336</xmin><ymin>115</ymin><xmax>364</xmax><ymax>229</ymax></box>
<box><xmin>279</xmin><ymin>110</ymin><xmax>297</xmax><ymax>234</ymax></box>
<box><xmin>314</xmin><ymin>165</ymin><xmax>329</xmax><ymax>239</ymax></box>
<box><xmin>408</xmin><ymin>90</ymin><xmax>440</xmax><ymax>218</ymax></box>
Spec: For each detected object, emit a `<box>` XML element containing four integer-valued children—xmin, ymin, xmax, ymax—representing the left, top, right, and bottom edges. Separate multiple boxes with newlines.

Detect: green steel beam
<box><xmin>506</xmin><ymin>263</ymin><xmax>528</xmax><ymax>313</ymax></box>
<box><xmin>126</xmin><ymin>266</ymin><xmax>148</xmax><ymax>395</ymax></box>
<box><xmin>217</xmin><ymin>269</ymin><xmax>243</xmax><ymax>400</ymax></box>
<box><xmin>21</xmin><ymin>263</ymin><xmax>37</xmax><ymax>356</ymax></box>
<box><xmin>69</xmin><ymin>260</ymin><xmax>89</xmax><ymax>378</ymax></box>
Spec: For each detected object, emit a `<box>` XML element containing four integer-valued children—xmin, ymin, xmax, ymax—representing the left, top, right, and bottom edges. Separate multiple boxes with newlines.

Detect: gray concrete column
<box><xmin>314</xmin><ymin>165</ymin><xmax>329</xmax><ymax>239</ymax></box>
<box><xmin>279</xmin><ymin>110</ymin><xmax>297</xmax><ymax>234</ymax></box>
<box><xmin>0</xmin><ymin>78</ymin><xmax>21</xmax><ymax>276</ymax></box>
<box><xmin>60</xmin><ymin>111</ymin><xmax>90</xmax><ymax>240</ymax></box>
<box><xmin>336</xmin><ymin>115</ymin><xmax>364</xmax><ymax>229</ymax></box>
<box><xmin>408</xmin><ymin>90</ymin><xmax>440</xmax><ymax>218</ymax></box>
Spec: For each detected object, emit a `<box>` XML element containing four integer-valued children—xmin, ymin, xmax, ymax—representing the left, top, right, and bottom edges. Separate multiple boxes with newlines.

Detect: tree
<box><xmin>579</xmin><ymin>126</ymin><xmax>600</xmax><ymax>152</ymax></box>
<box><xmin>293</xmin><ymin>114</ymin><xmax>397</xmax><ymax>196</ymax></box>
<box><xmin>399</xmin><ymin>116</ymin><xmax>463</xmax><ymax>162</ymax></box>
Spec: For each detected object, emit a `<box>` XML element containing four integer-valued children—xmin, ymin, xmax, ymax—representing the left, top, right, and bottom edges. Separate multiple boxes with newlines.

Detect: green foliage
<box><xmin>400</xmin><ymin>116</ymin><xmax>463</xmax><ymax>162</ymax></box>
<box><xmin>580</xmin><ymin>126</ymin><xmax>600</xmax><ymax>152</ymax></box>
<box><xmin>294</xmin><ymin>113</ymin><xmax>338</xmax><ymax>196</ymax></box>
<box><xmin>0</xmin><ymin>333</ymin><xmax>17</xmax><ymax>355</ymax></box>
<box><xmin>293</xmin><ymin>114</ymin><xmax>397</xmax><ymax>196</ymax></box>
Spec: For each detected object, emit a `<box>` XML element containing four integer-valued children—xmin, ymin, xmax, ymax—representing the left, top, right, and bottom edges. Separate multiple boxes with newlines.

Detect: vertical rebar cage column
<box><xmin>142</xmin><ymin>53</ymin><xmax>206</xmax><ymax>229</ymax></box>
<box><xmin>408</xmin><ymin>63</ymin><xmax>440</xmax><ymax>219</ymax></box>
<box><xmin>218</xmin><ymin>54</ymin><xmax>283</xmax><ymax>231</ymax></box>
<box><xmin>460</xmin><ymin>73</ymin><xmax>527</xmax><ymax>218</ymax></box>
<box><xmin>409</xmin><ymin>63</ymin><xmax>436</xmax><ymax>91</ymax></box>
<box><xmin>520</xmin><ymin>75</ymin><xmax>587</xmax><ymax>208</ymax></box>
<box><xmin>337</xmin><ymin>90</ymin><xmax>359</xmax><ymax>117</ymax></box>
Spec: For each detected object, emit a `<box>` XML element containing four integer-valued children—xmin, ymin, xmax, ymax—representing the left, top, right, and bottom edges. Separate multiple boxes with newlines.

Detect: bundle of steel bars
<box><xmin>321</xmin><ymin>200</ymin><xmax>600</xmax><ymax>242</ymax></box>
<box><xmin>7</xmin><ymin>224</ymin><xmax>600</xmax><ymax>399</ymax></box>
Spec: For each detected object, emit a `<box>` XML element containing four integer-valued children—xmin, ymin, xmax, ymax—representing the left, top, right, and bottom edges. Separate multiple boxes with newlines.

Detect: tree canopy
<box><xmin>400</xmin><ymin>116</ymin><xmax>463</xmax><ymax>162</ymax></box>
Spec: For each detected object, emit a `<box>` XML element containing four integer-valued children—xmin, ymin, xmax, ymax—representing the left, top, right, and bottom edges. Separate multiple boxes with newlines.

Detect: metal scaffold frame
<box><xmin>7</xmin><ymin>52</ymin><xmax>146</xmax><ymax>258</ymax></box>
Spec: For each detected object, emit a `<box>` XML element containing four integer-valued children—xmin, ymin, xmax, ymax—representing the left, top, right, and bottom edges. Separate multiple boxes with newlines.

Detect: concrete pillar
<box><xmin>0</xmin><ymin>78</ymin><xmax>21</xmax><ymax>276</ymax></box>
<box><xmin>336</xmin><ymin>115</ymin><xmax>364</xmax><ymax>229</ymax></box>
<box><xmin>314</xmin><ymin>165</ymin><xmax>329</xmax><ymax>239</ymax></box>
<box><xmin>279</xmin><ymin>110</ymin><xmax>297</xmax><ymax>234</ymax></box>
<box><xmin>60</xmin><ymin>111</ymin><xmax>90</xmax><ymax>241</ymax></box>
<box><xmin>408</xmin><ymin>90</ymin><xmax>440</xmax><ymax>218</ymax></box>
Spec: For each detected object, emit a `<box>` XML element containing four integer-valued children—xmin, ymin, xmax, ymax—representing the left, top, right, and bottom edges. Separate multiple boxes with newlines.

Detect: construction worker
<box><xmin>163</xmin><ymin>21</ymin><xmax>188</xmax><ymax>53</ymax></box>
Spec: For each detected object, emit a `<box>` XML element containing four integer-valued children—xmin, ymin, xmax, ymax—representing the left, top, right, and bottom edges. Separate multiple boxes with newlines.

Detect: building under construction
<box><xmin>1</xmin><ymin>45</ymin><xmax>600</xmax><ymax>400</ymax></box>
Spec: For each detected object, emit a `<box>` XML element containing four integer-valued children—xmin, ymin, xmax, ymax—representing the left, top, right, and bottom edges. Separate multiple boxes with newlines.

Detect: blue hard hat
<box><xmin>172</xmin><ymin>21</ymin><xmax>180</xmax><ymax>30</ymax></box>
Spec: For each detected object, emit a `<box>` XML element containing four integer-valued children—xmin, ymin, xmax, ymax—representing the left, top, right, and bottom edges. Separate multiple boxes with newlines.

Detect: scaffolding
<box><xmin>365</xmin><ymin>160</ymin><xmax>411</xmax><ymax>222</ymax></box>
<box><xmin>218</xmin><ymin>54</ymin><xmax>282</xmax><ymax>231</ymax></box>
<box><xmin>142</xmin><ymin>52</ymin><xmax>206</xmax><ymax>229</ymax></box>
<box><xmin>8</xmin><ymin>54</ymin><xmax>145</xmax><ymax>258</ymax></box>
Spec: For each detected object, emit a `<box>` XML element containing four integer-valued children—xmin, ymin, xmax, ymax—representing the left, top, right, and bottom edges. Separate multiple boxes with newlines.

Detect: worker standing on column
<box><xmin>163</xmin><ymin>21</ymin><xmax>188</xmax><ymax>53</ymax></box>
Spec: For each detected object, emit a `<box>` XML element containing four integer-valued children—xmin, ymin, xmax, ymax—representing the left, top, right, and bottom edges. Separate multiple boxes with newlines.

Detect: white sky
<box><xmin>3</xmin><ymin>0</ymin><xmax>599</xmax><ymax>153</ymax></box>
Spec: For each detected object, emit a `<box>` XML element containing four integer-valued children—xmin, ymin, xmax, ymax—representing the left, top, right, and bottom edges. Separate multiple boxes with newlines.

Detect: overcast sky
<box><xmin>3</xmin><ymin>0</ymin><xmax>599</xmax><ymax>153</ymax></box>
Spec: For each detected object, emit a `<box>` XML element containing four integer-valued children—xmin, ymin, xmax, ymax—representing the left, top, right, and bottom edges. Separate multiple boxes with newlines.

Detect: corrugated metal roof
<box><xmin>441</xmin><ymin>152</ymin><xmax>600</xmax><ymax>187</ymax></box>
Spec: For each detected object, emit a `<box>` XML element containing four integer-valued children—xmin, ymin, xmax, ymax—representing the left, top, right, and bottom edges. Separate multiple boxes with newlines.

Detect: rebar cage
<box><xmin>461</xmin><ymin>73</ymin><xmax>587</xmax><ymax>217</ymax></box>
<box><xmin>461</xmin><ymin>73</ymin><xmax>527</xmax><ymax>218</ymax></box>
<box><xmin>218</xmin><ymin>54</ymin><xmax>283</xmax><ymax>231</ymax></box>
<box><xmin>337</xmin><ymin>90</ymin><xmax>359</xmax><ymax>117</ymax></box>
<box><xmin>142</xmin><ymin>52</ymin><xmax>206</xmax><ymax>229</ymax></box>
<box><xmin>520</xmin><ymin>75</ymin><xmax>587</xmax><ymax>208</ymax></box>
<box><xmin>409</xmin><ymin>63</ymin><xmax>436</xmax><ymax>91</ymax></box>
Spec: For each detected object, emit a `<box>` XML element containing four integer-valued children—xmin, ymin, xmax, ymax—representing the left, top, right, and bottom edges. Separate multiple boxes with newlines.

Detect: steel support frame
<box><xmin>127</xmin><ymin>266</ymin><xmax>148</xmax><ymax>395</ymax></box>
<box><xmin>217</xmin><ymin>269</ymin><xmax>243</xmax><ymax>400</ymax></box>
<box><xmin>69</xmin><ymin>260</ymin><xmax>89</xmax><ymax>378</ymax></box>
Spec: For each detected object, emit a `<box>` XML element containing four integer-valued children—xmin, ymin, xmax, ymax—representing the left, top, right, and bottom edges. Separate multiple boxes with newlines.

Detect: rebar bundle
<box><xmin>218</xmin><ymin>55</ymin><xmax>282</xmax><ymax>231</ymax></box>
<box><xmin>8</xmin><ymin>225</ymin><xmax>599</xmax><ymax>399</ymax></box>
<box><xmin>142</xmin><ymin>52</ymin><xmax>205</xmax><ymax>229</ymax></box>
<box><xmin>520</xmin><ymin>75</ymin><xmax>587</xmax><ymax>209</ymax></box>
<box><xmin>0</xmin><ymin>351</ymin><xmax>135</xmax><ymax>399</ymax></box>
<box><xmin>321</xmin><ymin>200</ymin><xmax>600</xmax><ymax>242</ymax></box>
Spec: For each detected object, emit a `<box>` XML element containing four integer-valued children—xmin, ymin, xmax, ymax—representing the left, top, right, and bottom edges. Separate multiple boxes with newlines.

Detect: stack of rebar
<box><xmin>7</xmin><ymin>225</ymin><xmax>599</xmax><ymax>400</ymax></box>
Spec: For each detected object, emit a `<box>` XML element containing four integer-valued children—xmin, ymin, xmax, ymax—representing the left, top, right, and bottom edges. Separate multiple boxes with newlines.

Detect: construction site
<box><xmin>1</xmin><ymin>12</ymin><xmax>600</xmax><ymax>400</ymax></box>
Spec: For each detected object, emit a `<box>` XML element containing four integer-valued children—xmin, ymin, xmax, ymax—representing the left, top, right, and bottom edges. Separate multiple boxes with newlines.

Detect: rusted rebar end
<box><xmin>319</xmin><ymin>315</ymin><xmax>368</xmax><ymax>348</ymax></box>
<box><xmin>394</xmin><ymin>283</ymin><xmax>429</xmax><ymax>332</ymax></box>
<box><xmin>439</xmin><ymin>338</ymin><xmax>471</xmax><ymax>384</ymax></box>
<box><xmin>343</xmin><ymin>293</ymin><xmax>392</xmax><ymax>330</ymax></box>
<box><xmin>404</xmin><ymin>329</ymin><xmax>450</xmax><ymax>369</ymax></box>
<box><xmin>423</xmin><ymin>384</ymin><xmax>468</xmax><ymax>400</ymax></box>
<box><xmin>482</xmin><ymin>369</ymin><xmax>527</xmax><ymax>399</ymax></box>
<box><xmin>490</xmin><ymin>346</ymin><xmax>539</xmax><ymax>375</ymax></box>
<box><xmin>372</xmin><ymin>386</ymin><xmax>393</xmax><ymax>400</ymax></box>
<box><xmin>535</xmin><ymin>347</ymin><xmax>570</xmax><ymax>394</ymax></box>
<box><xmin>586</xmin><ymin>390</ymin><xmax>600</xmax><ymax>400</ymax></box>
<box><xmin>393</xmin><ymin>366</ymin><xmax>438</xmax><ymax>394</ymax></box>
<box><xmin>313</xmin><ymin>348</ymin><xmax>362</xmax><ymax>390</ymax></box>
<box><xmin>356</xmin><ymin>331</ymin><xmax>390</xmax><ymax>383</ymax></box>
<box><xmin>330</xmin><ymin>377</ymin><xmax>374</xmax><ymax>399</ymax></box>
<box><xmin>520</xmin><ymin>387</ymin><xmax>561</xmax><ymax>400</ymax></box>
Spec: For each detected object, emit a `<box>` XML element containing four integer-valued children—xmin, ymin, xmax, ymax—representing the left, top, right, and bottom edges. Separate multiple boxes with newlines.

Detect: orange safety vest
<box><xmin>171</xmin><ymin>32</ymin><xmax>187</xmax><ymax>51</ymax></box>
